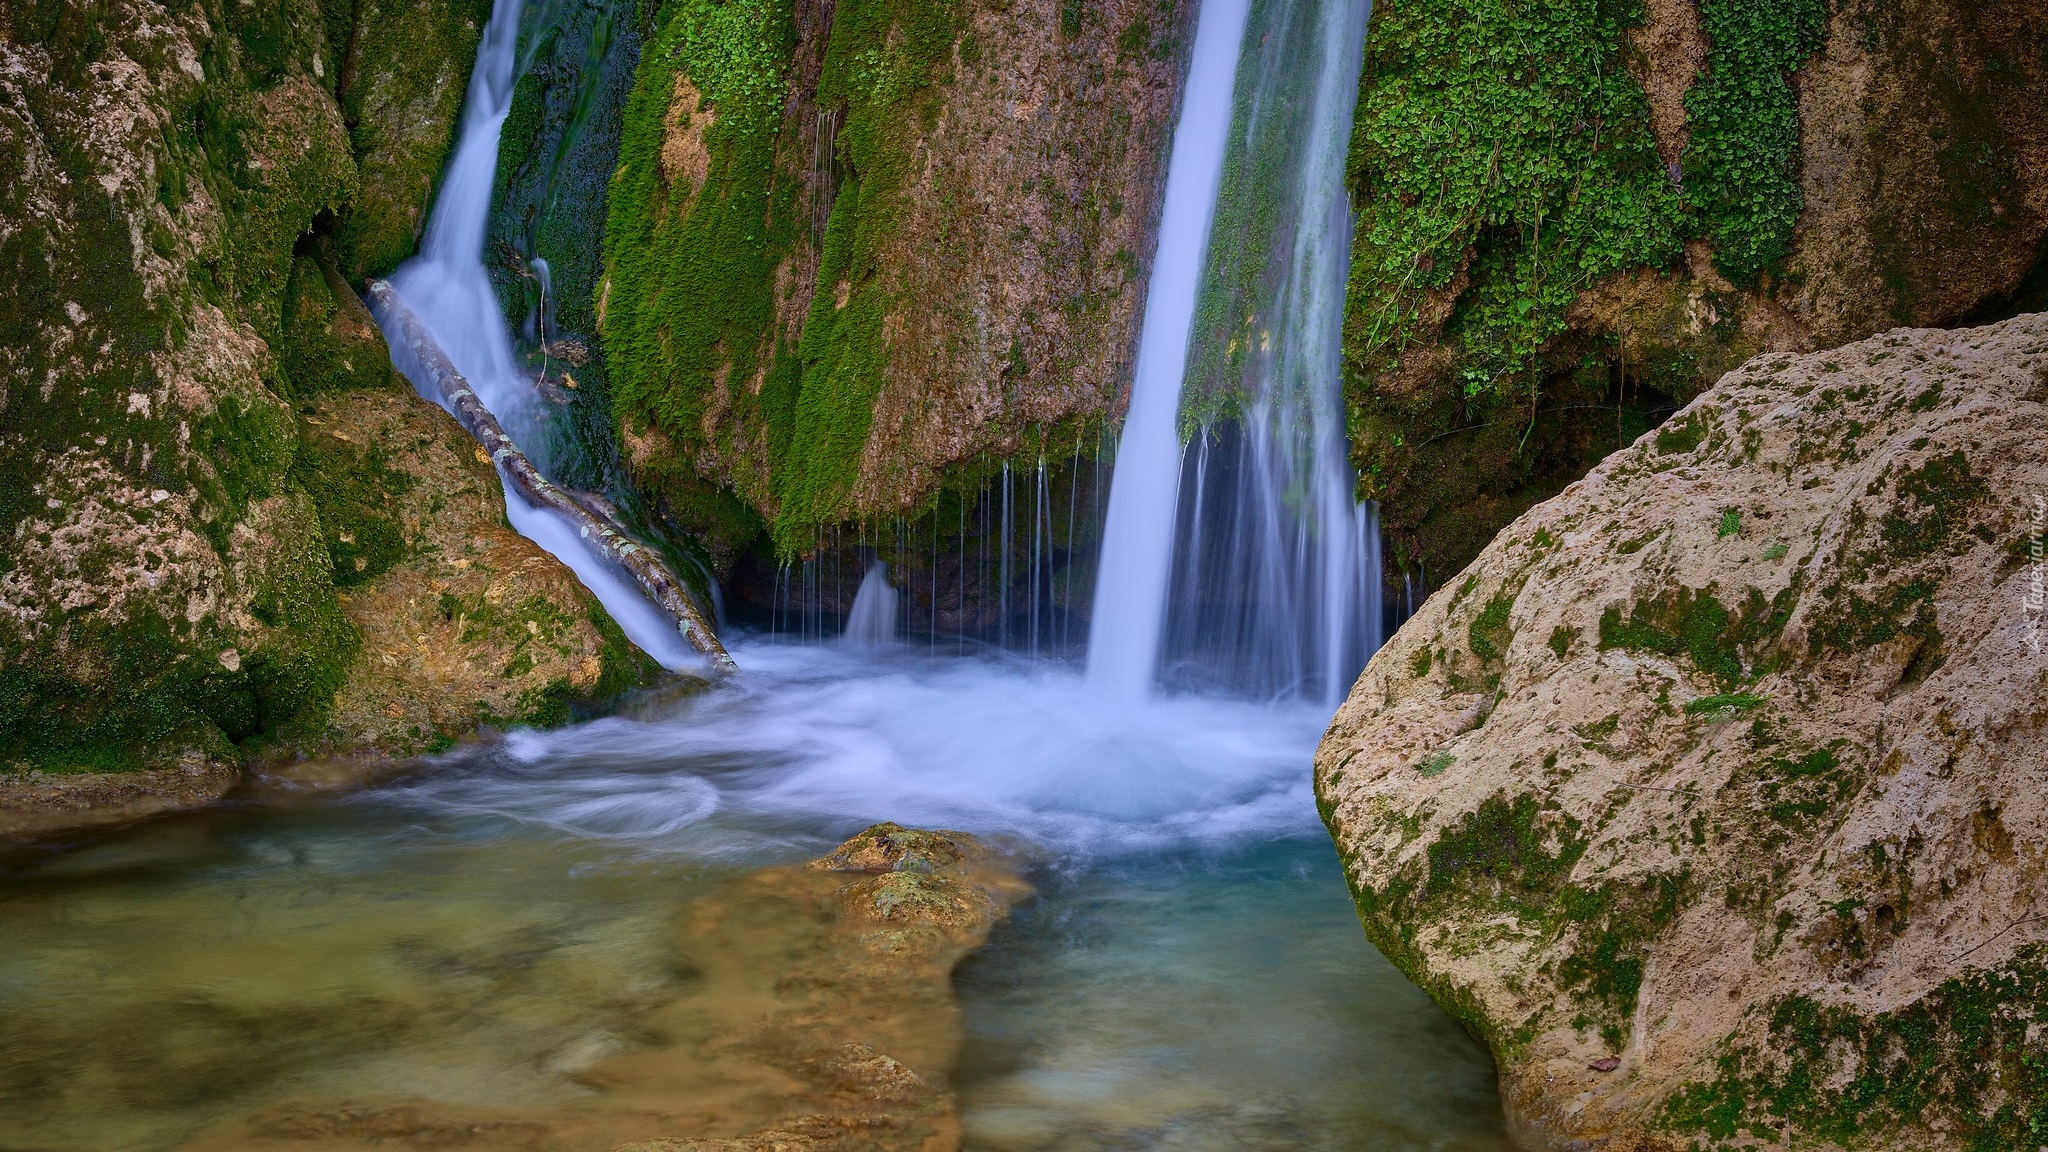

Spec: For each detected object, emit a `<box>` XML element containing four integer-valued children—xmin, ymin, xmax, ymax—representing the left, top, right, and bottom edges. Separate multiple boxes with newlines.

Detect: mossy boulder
<box><xmin>1317</xmin><ymin>313</ymin><xmax>2048</xmax><ymax>1150</ymax></box>
<box><xmin>600</xmin><ymin>0</ymin><xmax>1192</xmax><ymax>558</ymax></box>
<box><xmin>0</xmin><ymin>0</ymin><xmax>656</xmax><ymax>797</ymax></box>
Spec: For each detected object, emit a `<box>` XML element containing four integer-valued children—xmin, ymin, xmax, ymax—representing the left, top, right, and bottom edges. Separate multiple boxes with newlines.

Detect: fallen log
<box><xmin>366</xmin><ymin>278</ymin><xmax>737</xmax><ymax>676</ymax></box>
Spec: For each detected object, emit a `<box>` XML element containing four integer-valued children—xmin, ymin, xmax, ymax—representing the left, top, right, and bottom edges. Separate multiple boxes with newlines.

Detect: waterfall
<box><xmin>1089</xmin><ymin>0</ymin><xmax>1377</xmax><ymax>705</ymax></box>
<box><xmin>1085</xmin><ymin>0</ymin><xmax>1253</xmax><ymax>701</ymax></box>
<box><xmin>844</xmin><ymin>562</ymin><xmax>899</xmax><ymax>646</ymax></box>
<box><xmin>1163</xmin><ymin>0</ymin><xmax>1377</xmax><ymax>707</ymax></box>
<box><xmin>375</xmin><ymin>0</ymin><xmax>698</xmax><ymax>671</ymax></box>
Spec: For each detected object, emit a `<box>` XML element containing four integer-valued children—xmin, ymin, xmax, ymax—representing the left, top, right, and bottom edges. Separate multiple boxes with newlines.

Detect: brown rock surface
<box><xmin>181</xmin><ymin>825</ymin><xmax>1026</xmax><ymax>1152</ymax></box>
<box><xmin>1317</xmin><ymin>313</ymin><xmax>2048</xmax><ymax>1149</ymax></box>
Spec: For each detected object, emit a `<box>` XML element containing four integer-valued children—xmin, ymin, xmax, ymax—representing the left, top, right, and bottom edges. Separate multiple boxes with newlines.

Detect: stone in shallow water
<box><xmin>180</xmin><ymin>824</ymin><xmax>1027</xmax><ymax>1152</ymax></box>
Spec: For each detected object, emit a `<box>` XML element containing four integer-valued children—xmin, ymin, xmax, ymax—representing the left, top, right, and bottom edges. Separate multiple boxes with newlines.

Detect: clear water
<box><xmin>0</xmin><ymin>647</ymin><xmax>1510</xmax><ymax>1150</ymax></box>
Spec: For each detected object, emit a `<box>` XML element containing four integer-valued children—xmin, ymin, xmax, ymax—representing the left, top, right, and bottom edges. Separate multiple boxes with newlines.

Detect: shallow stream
<box><xmin>0</xmin><ymin>644</ymin><xmax>1509</xmax><ymax>1151</ymax></box>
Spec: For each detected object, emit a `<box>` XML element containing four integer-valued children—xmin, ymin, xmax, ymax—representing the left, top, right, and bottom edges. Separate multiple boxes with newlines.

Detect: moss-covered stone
<box><xmin>1</xmin><ymin>0</ymin><xmax>658</xmax><ymax>789</ymax></box>
<box><xmin>1344</xmin><ymin>0</ymin><xmax>2048</xmax><ymax>589</ymax></box>
<box><xmin>1317</xmin><ymin>314</ymin><xmax>2048</xmax><ymax>1150</ymax></box>
<box><xmin>601</xmin><ymin>0</ymin><xmax>1192</xmax><ymax>561</ymax></box>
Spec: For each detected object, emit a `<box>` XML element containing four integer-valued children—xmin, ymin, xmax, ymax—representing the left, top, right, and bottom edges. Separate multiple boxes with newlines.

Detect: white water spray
<box><xmin>1087</xmin><ymin>0</ymin><xmax>1253</xmax><ymax>700</ymax></box>
<box><xmin>843</xmin><ymin>562</ymin><xmax>899</xmax><ymax>647</ymax></box>
<box><xmin>374</xmin><ymin>0</ymin><xmax>698</xmax><ymax>671</ymax></box>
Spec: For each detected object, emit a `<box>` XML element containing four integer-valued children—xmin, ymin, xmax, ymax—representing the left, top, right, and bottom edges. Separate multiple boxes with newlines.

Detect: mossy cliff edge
<box><xmin>0</xmin><ymin>0</ymin><xmax>656</xmax><ymax>810</ymax></box>
<box><xmin>1316</xmin><ymin>312</ymin><xmax>2048</xmax><ymax>1149</ymax></box>
<box><xmin>600</xmin><ymin>0</ymin><xmax>1191</xmax><ymax>560</ymax></box>
<box><xmin>1344</xmin><ymin>0</ymin><xmax>2048</xmax><ymax>587</ymax></box>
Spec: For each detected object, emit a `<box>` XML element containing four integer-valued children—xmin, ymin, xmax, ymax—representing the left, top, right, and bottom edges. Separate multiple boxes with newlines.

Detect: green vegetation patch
<box><xmin>1661</xmin><ymin>945</ymin><xmax>2048</xmax><ymax>1150</ymax></box>
<box><xmin>605</xmin><ymin>0</ymin><xmax>964</xmax><ymax>554</ymax></box>
<box><xmin>1597</xmin><ymin>582</ymin><xmax>1795</xmax><ymax>690</ymax></box>
<box><xmin>1425</xmin><ymin>790</ymin><xmax>1587</xmax><ymax>902</ymax></box>
<box><xmin>1680</xmin><ymin>0</ymin><xmax>1828</xmax><ymax>286</ymax></box>
<box><xmin>1346</xmin><ymin>0</ymin><xmax>1686</xmax><ymax>403</ymax></box>
<box><xmin>1881</xmin><ymin>450</ymin><xmax>1987</xmax><ymax>563</ymax></box>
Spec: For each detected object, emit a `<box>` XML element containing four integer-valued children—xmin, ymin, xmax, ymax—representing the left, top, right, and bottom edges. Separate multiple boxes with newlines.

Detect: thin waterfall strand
<box><xmin>1086</xmin><ymin>0</ymin><xmax>1253</xmax><ymax>700</ymax></box>
<box><xmin>375</xmin><ymin>0</ymin><xmax>695</xmax><ymax>670</ymax></box>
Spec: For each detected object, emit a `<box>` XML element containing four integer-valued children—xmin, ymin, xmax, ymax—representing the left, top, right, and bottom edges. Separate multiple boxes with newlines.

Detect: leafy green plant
<box><xmin>1346</xmin><ymin>0</ymin><xmax>1687</xmax><ymax>402</ymax></box>
<box><xmin>1681</xmin><ymin>0</ymin><xmax>1828</xmax><ymax>286</ymax></box>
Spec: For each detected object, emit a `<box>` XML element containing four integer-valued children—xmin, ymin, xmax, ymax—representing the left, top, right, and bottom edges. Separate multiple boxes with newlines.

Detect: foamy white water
<box><xmin>1087</xmin><ymin>0</ymin><xmax>1253</xmax><ymax>700</ymax></box>
<box><xmin>379</xmin><ymin>642</ymin><xmax>1327</xmax><ymax>860</ymax></box>
<box><xmin>374</xmin><ymin>0</ymin><xmax>702</xmax><ymax>672</ymax></box>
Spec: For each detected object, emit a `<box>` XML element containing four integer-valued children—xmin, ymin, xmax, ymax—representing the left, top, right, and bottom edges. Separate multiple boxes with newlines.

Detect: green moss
<box><xmin>1410</xmin><ymin>646</ymin><xmax>1435</xmax><ymax>677</ymax></box>
<box><xmin>1426</xmin><ymin>791</ymin><xmax>1587</xmax><ymax>901</ymax></box>
<box><xmin>1597</xmin><ymin>582</ymin><xmax>1795</xmax><ymax>690</ymax></box>
<box><xmin>604</xmin><ymin>0</ymin><xmax>965</xmax><ymax>555</ymax></box>
<box><xmin>1654</xmin><ymin>410</ymin><xmax>1707</xmax><ymax>456</ymax></box>
<box><xmin>1716</xmin><ymin>508</ymin><xmax>1742</xmax><ymax>539</ymax></box>
<box><xmin>1418</xmin><ymin>748</ymin><xmax>1456</xmax><ymax>777</ymax></box>
<box><xmin>1548</xmin><ymin>624</ymin><xmax>1580</xmax><ymax>660</ymax></box>
<box><xmin>1345</xmin><ymin>0</ymin><xmax>1686</xmax><ymax>402</ymax></box>
<box><xmin>333</xmin><ymin>0</ymin><xmax>494</xmax><ymax>279</ymax></box>
<box><xmin>1683</xmin><ymin>691</ymin><xmax>1764</xmax><ymax>715</ymax></box>
<box><xmin>1881</xmin><ymin>450</ymin><xmax>1986</xmax><ymax>563</ymax></box>
<box><xmin>1750</xmin><ymin>744</ymin><xmax>1855</xmax><ymax>827</ymax></box>
<box><xmin>1661</xmin><ymin>945</ymin><xmax>2048</xmax><ymax>1149</ymax></box>
<box><xmin>1681</xmin><ymin>0</ymin><xmax>1827</xmax><ymax>286</ymax></box>
<box><xmin>1467</xmin><ymin>589</ymin><xmax>1515</xmax><ymax>662</ymax></box>
<box><xmin>1555</xmin><ymin>869</ymin><xmax>1689</xmax><ymax>1024</ymax></box>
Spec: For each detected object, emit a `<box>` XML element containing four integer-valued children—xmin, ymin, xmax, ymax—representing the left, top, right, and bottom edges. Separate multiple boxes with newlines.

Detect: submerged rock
<box><xmin>183</xmin><ymin>824</ymin><xmax>1026</xmax><ymax>1152</ymax></box>
<box><xmin>1318</xmin><ymin>314</ymin><xmax>2048</xmax><ymax>1150</ymax></box>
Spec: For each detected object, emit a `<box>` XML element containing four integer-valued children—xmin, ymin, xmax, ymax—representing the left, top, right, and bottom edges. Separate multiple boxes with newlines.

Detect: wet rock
<box><xmin>183</xmin><ymin>824</ymin><xmax>1028</xmax><ymax>1152</ymax></box>
<box><xmin>0</xmin><ymin>0</ymin><xmax>659</xmax><ymax>812</ymax></box>
<box><xmin>1319</xmin><ymin>313</ymin><xmax>2048</xmax><ymax>1150</ymax></box>
<box><xmin>806</xmin><ymin>822</ymin><xmax>982</xmax><ymax>874</ymax></box>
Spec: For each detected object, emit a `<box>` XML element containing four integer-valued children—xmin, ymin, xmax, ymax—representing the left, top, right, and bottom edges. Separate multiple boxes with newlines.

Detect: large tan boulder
<box><xmin>1317</xmin><ymin>312</ymin><xmax>2048</xmax><ymax>1149</ymax></box>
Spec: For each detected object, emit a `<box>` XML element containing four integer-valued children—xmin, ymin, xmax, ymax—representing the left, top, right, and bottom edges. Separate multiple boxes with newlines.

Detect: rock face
<box><xmin>185</xmin><ymin>824</ymin><xmax>1025</xmax><ymax>1152</ymax></box>
<box><xmin>0</xmin><ymin>0</ymin><xmax>653</xmax><ymax>792</ymax></box>
<box><xmin>1344</xmin><ymin>0</ymin><xmax>2048</xmax><ymax>587</ymax></box>
<box><xmin>1317</xmin><ymin>313</ymin><xmax>2048</xmax><ymax>1149</ymax></box>
<box><xmin>601</xmin><ymin>0</ymin><xmax>1190</xmax><ymax>556</ymax></box>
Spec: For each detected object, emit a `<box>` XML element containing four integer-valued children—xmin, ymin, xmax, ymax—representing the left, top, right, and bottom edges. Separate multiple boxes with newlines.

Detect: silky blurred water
<box><xmin>0</xmin><ymin>644</ymin><xmax>1510</xmax><ymax>1151</ymax></box>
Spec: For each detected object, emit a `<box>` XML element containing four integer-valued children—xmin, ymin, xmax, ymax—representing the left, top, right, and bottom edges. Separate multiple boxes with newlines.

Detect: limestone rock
<box><xmin>1318</xmin><ymin>313</ymin><xmax>2048</xmax><ymax>1149</ymax></box>
<box><xmin>602</xmin><ymin>0</ymin><xmax>1193</xmax><ymax>554</ymax></box>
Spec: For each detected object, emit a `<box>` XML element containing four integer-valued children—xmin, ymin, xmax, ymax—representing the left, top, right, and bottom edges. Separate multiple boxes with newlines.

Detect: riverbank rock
<box><xmin>1316</xmin><ymin>313</ymin><xmax>2048</xmax><ymax>1149</ymax></box>
<box><xmin>183</xmin><ymin>825</ymin><xmax>1027</xmax><ymax>1152</ymax></box>
<box><xmin>0</xmin><ymin>0</ymin><xmax>658</xmax><ymax>811</ymax></box>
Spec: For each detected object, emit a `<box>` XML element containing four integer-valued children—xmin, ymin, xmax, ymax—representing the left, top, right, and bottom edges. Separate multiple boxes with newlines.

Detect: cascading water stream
<box><xmin>843</xmin><ymin>562</ymin><xmax>899</xmax><ymax>646</ymax></box>
<box><xmin>1090</xmin><ymin>0</ymin><xmax>1376</xmax><ymax>705</ymax></box>
<box><xmin>1161</xmin><ymin>0</ymin><xmax>1377</xmax><ymax>707</ymax></box>
<box><xmin>1086</xmin><ymin>0</ymin><xmax>1253</xmax><ymax>700</ymax></box>
<box><xmin>374</xmin><ymin>0</ymin><xmax>697</xmax><ymax>671</ymax></box>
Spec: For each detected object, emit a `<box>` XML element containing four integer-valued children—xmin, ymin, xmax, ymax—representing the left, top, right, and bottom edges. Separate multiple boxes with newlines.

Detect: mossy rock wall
<box><xmin>0</xmin><ymin>0</ymin><xmax>652</xmax><ymax>778</ymax></box>
<box><xmin>601</xmin><ymin>0</ymin><xmax>1193</xmax><ymax>560</ymax></box>
<box><xmin>1316</xmin><ymin>312</ymin><xmax>2048</xmax><ymax>1150</ymax></box>
<box><xmin>1343</xmin><ymin>0</ymin><xmax>2048</xmax><ymax>588</ymax></box>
